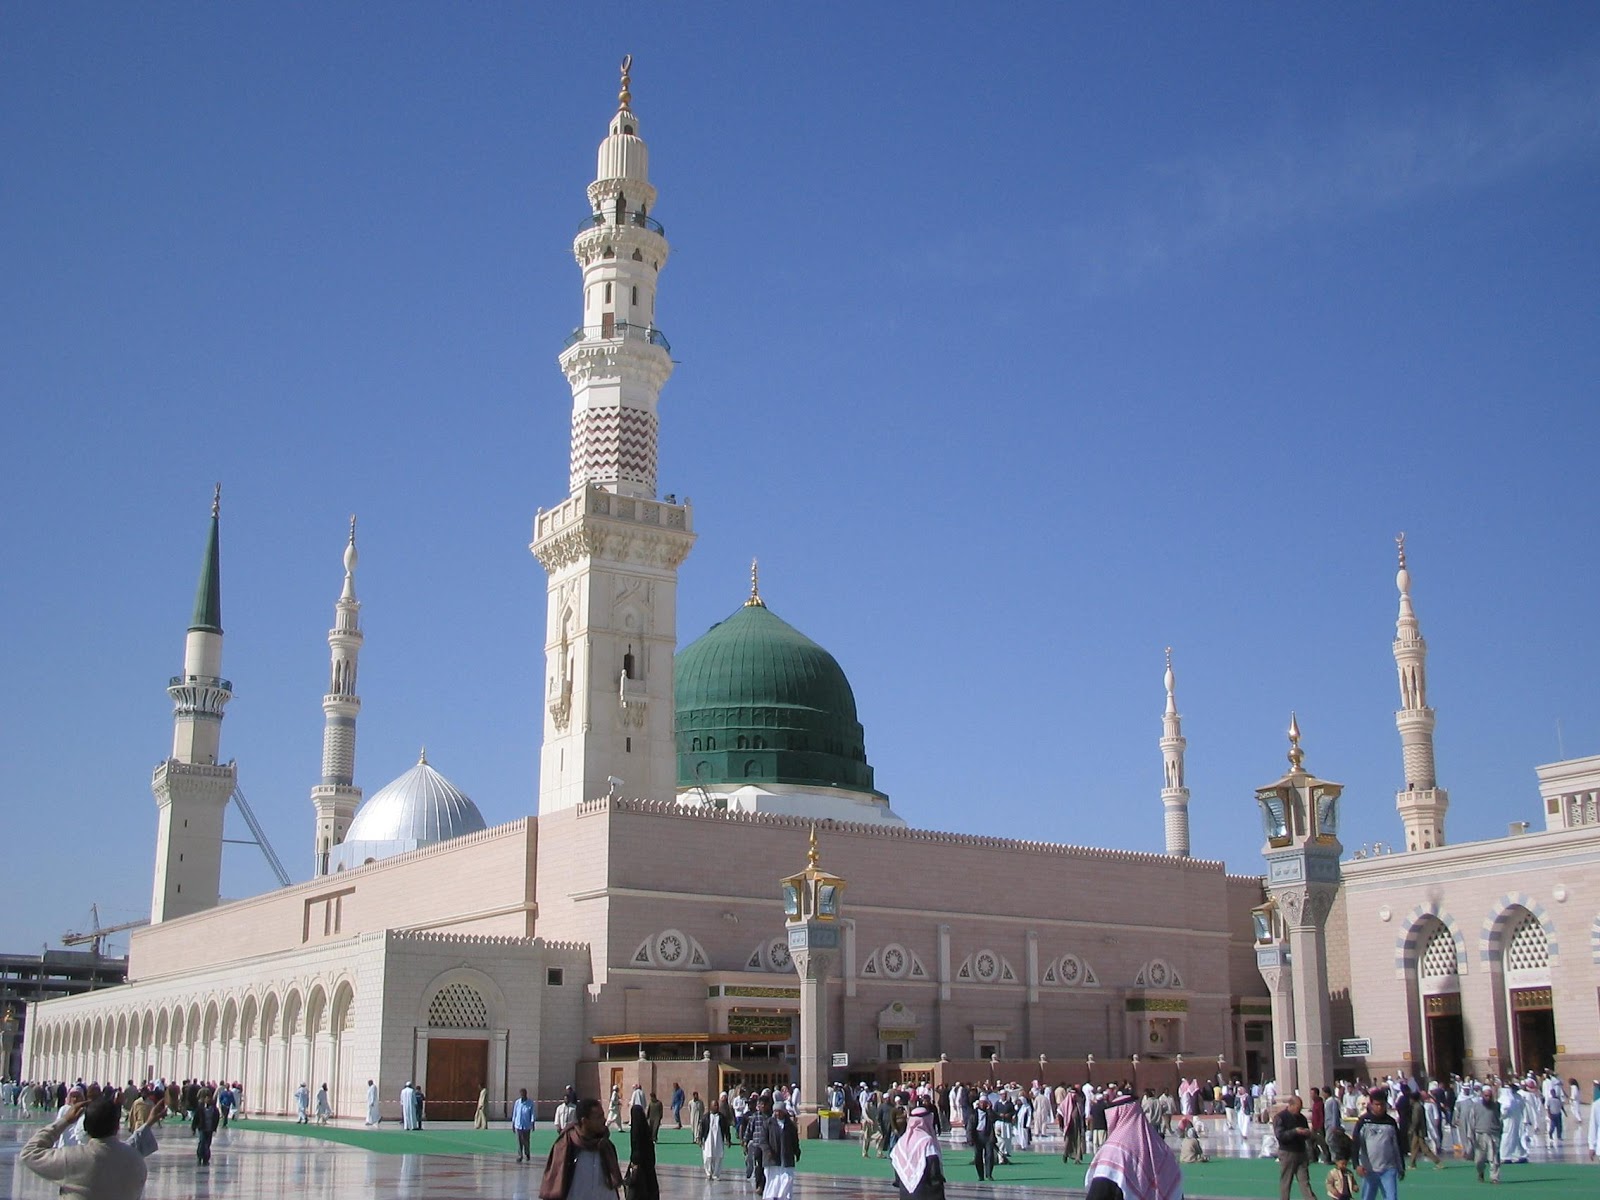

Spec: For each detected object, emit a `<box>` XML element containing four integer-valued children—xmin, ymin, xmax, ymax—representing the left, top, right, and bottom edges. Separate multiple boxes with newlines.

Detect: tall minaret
<box><xmin>1393</xmin><ymin>533</ymin><xmax>1448</xmax><ymax>851</ymax></box>
<box><xmin>1160</xmin><ymin>648</ymin><xmax>1191</xmax><ymax>857</ymax></box>
<box><xmin>150</xmin><ymin>485</ymin><xmax>238</xmax><ymax>922</ymax></box>
<box><xmin>310</xmin><ymin>517</ymin><xmax>364</xmax><ymax>876</ymax></box>
<box><xmin>531</xmin><ymin>57</ymin><xmax>695</xmax><ymax>813</ymax></box>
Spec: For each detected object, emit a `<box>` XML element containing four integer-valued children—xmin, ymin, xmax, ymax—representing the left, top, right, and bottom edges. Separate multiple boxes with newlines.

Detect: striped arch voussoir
<box><xmin>1589</xmin><ymin>912</ymin><xmax>1600</xmax><ymax>967</ymax></box>
<box><xmin>1392</xmin><ymin>903</ymin><xmax>1465</xmax><ymax>980</ymax></box>
<box><xmin>1478</xmin><ymin>893</ymin><xmax>1558</xmax><ymax>967</ymax></box>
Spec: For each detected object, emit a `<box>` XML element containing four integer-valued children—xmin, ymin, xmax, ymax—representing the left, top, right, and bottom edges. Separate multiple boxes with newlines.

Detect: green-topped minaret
<box><xmin>151</xmin><ymin>485</ymin><xmax>238</xmax><ymax>922</ymax></box>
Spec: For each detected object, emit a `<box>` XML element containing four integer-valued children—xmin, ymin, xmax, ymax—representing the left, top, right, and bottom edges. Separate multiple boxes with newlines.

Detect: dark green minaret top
<box><xmin>189</xmin><ymin>486</ymin><xmax>223</xmax><ymax>634</ymax></box>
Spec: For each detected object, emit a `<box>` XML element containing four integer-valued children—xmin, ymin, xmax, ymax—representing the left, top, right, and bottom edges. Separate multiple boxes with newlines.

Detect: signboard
<box><xmin>1339</xmin><ymin>1038</ymin><xmax>1372</xmax><ymax>1058</ymax></box>
<box><xmin>1282</xmin><ymin>1040</ymin><xmax>1297</xmax><ymax>1059</ymax></box>
<box><xmin>831</xmin><ymin>1052</ymin><xmax>849</xmax><ymax>1068</ymax></box>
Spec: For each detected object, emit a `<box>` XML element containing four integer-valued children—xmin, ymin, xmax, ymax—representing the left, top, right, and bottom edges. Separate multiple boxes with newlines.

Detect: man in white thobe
<box><xmin>401</xmin><ymin>1082</ymin><xmax>418</xmax><ymax>1130</ymax></box>
<box><xmin>366</xmin><ymin>1080</ymin><xmax>381</xmax><ymax>1125</ymax></box>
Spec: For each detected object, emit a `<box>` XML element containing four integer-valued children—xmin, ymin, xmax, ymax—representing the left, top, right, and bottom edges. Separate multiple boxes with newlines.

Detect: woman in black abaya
<box><xmin>628</xmin><ymin>1103</ymin><xmax>660</xmax><ymax>1200</ymax></box>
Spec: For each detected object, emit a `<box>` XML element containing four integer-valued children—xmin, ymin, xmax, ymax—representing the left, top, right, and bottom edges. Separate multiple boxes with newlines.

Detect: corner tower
<box><xmin>532</xmin><ymin>58</ymin><xmax>694</xmax><ymax>813</ymax></box>
<box><xmin>311</xmin><ymin>517</ymin><xmax>364</xmax><ymax>875</ymax></box>
<box><xmin>1392</xmin><ymin>533</ymin><xmax>1448</xmax><ymax>850</ymax></box>
<box><xmin>150</xmin><ymin>486</ymin><xmax>238</xmax><ymax>922</ymax></box>
<box><xmin>1160</xmin><ymin>648</ymin><xmax>1191</xmax><ymax>856</ymax></box>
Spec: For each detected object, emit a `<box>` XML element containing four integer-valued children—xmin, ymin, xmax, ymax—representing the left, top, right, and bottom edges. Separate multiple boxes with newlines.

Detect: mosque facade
<box><xmin>22</xmin><ymin>63</ymin><xmax>1600</xmax><ymax>1118</ymax></box>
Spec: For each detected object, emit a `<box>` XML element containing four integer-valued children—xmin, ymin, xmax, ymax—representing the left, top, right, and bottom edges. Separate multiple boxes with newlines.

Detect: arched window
<box><xmin>744</xmin><ymin>760</ymin><xmax>761</xmax><ymax>778</ymax></box>
<box><xmin>736</xmin><ymin>736</ymin><xmax>748</xmax><ymax>750</ymax></box>
<box><xmin>623</xmin><ymin>648</ymin><xmax>635</xmax><ymax>680</ymax></box>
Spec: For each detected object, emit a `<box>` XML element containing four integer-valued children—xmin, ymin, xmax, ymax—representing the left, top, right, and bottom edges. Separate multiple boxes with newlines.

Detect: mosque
<box><xmin>22</xmin><ymin>63</ymin><xmax>1599</xmax><ymax>1120</ymax></box>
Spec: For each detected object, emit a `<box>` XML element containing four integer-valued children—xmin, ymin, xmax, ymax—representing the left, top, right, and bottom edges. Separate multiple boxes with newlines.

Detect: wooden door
<box><xmin>425</xmin><ymin>1037</ymin><xmax>488</xmax><ymax>1122</ymax></box>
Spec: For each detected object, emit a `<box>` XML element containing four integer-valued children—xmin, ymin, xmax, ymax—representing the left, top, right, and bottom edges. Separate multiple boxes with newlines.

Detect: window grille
<box><xmin>427</xmin><ymin>982</ymin><xmax>489</xmax><ymax>1028</ymax></box>
<box><xmin>1504</xmin><ymin>911</ymin><xmax>1549</xmax><ymax>973</ymax></box>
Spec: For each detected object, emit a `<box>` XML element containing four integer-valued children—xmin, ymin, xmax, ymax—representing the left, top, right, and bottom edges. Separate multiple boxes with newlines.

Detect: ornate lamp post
<box><xmin>1216</xmin><ymin>1053</ymin><xmax>1224</xmax><ymax>1082</ymax></box>
<box><xmin>1132</xmin><ymin>1053</ymin><xmax>1140</xmax><ymax>1094</ymax></box>
<box><xmin>990</xmin><ymin>1052</ymin><xmax>999</xmax><ymax>1083</ymax></box>
<box><xmin>782</xmin><ymin>827</ymin><xmax>845</xmax><ymax>1138</ymax></box>
<box><xmin>1038</xmin><ymin>1053</ymin><xmax>1047</xmax><ymax>1079</ymax></box>
<box><xmin>1086</xmin><ymin>1053</ymin><xmax>1095</xmax><ymax>1084</ymax></box>
<box><xmin>1253</xmin><ymin>714</ymin><xmax>1343</xmax><ymax>1095</ymax></box>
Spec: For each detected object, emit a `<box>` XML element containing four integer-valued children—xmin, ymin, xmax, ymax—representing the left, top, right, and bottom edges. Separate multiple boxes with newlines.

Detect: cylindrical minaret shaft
<box><xmin>532</xmin><ymin>58</ymin><xmax>695</xmax><ymax>816</ymax></box>
<box><xmin>1160</xmin><ymin>648</ymin><xmax>1191</xmax><ymax>856</ymax></box>
<box><xmin>311</xmin><ymin>517</ymin><xmax>364</xmax><ymax>875</ymax></box>
<box><xmin>151</xmin><ymin>485</ymin><xmax>238</xmax><ymax>922</ymax></box>
<box><xmin>1392</xmin><ymin>534</ymin><xmax>1448</xmax><ymax>851</ymax></box>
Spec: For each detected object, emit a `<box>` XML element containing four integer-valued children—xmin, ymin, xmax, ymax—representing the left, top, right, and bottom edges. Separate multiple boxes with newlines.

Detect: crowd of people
<box><xmin>11</xmin><ymin>1067</ymin><xmax>1596</xmax><ymax>1200</ymax></box>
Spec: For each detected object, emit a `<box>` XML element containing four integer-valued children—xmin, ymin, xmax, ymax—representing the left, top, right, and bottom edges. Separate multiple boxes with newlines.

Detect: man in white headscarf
<box><xmin>892</xmin><ymin>1106</ymin><xmax>944</xmax><ymax>1200</ymax></box>
<box><xmin>1084</xmin><ymin>1094</ymin><xmax>1184</xmax><ymax>1200</ymax></box>
<box><xmin>400</xmin><ymin>1081</ymin><xmax>418</xmax><ymax>1131</ymax></box>
<box><xmin>365</xmin><ymin>1079</ymin><xmax>381</xmax><ymax>1126</ymax></box>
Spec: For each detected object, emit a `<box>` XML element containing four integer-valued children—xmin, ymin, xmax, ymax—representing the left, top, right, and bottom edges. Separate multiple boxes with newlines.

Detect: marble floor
<box><xmin>3</xmin><ymin>1118</ymin><xmax>1593</xmax><ymax>1200</ymax></box>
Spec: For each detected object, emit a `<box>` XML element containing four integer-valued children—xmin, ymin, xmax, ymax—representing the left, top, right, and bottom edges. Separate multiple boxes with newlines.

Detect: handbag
<box><xmin>621</xmin><ymin>1163</ymin><xmax>637</xmax><ymax>1200</ymax></box>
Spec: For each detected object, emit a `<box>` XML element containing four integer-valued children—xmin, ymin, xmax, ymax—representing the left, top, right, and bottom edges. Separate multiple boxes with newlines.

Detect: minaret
<box><xmin>531</xmin><ymin>57</ymin><xmax>695</xmax><ymax>813</ymax></box>
<box><xmin>1392</xmin><ymin>533</ymin><xmax>1448</xmax><ymax>851</ymax></box>
<box><xmin>150</xmin><ymin>485</ymin><xmax>238</xmax><ymax>922</ymax></box>
<box><xmin>1160</xmin><ymin>648</ymin><xmax>1191</xmax><ymax>857</ymax></box>
<box><xmin>310</xmin><ymin>517</ymin><xmax>364</xmax><ymax>876</ymax></box>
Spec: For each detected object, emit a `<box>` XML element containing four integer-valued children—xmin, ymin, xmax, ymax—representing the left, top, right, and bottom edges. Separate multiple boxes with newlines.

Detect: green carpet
<box><xmin>240</xmin><ymin>1122</ymin><xmax>1592</xmax><ymax>1198</ymax></box>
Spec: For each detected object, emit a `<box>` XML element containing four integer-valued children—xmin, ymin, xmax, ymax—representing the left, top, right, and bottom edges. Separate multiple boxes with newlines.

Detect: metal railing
<box><xmin>561</xmin><ymin>322</ymin><xmax>671</xmax><ymax>354</ymax></box>
<box><xmin>577</xmin><ymin>210</ymin><xmax>665</xmax><ymax>237</ymax></box>
<box><xmin>168</xmin><ymin>674</ymin><xmax>233</xmax><ymax>692</ymax></box>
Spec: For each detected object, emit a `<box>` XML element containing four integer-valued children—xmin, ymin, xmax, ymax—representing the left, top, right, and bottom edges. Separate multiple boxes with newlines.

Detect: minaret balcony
<box><xmin>578</xmin><ymin>210</ymin><xmax>664</xmax><ymax>238</ymax></box>
<box><xmin>169</xmin><ymin>673</ymin><xmax>232</xmax><ymax>692</ymax></box>
<box><xmin>562</xmin><ymin>321</ymin><xmax>671</xmax><ymax>355</ymax></box>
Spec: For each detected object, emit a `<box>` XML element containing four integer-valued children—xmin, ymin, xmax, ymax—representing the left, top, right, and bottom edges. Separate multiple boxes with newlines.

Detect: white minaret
<box><xmin>311</xmin><ymin>516</ymin><xmax>364</xmax><ymax>876</ymax></box>
<box><xmin>531</xmin><ymin>57</ymin><xmax>695</xmax><ymax>813</ymax></box>
<box><xmin>1160</xmin><ymin>647</ymin><xmax>1191</xmax><ymax>857</ymax></box>
<box><xmin>150</xmin><ymin>485</ymin><xmax>238</xmax><ymax>922</ymax></box>
<box><xmin>1393</xmin><ymin>533</ymin><xmax>1448</xmax><ymax>851</ymax></box>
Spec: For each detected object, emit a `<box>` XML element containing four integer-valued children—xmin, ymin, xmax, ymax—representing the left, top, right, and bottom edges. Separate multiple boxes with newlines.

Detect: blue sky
<box><xmin>4</xmin><ymin>4</ymin><xmax>1598</xmax><ymax>954</ymax></box>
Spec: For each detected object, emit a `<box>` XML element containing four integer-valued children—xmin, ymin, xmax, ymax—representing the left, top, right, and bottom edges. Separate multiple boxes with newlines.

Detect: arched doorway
<box><xmin>422</xmin><ymin>980</ymin><xmax>490</xmax><ymax>1122</ymax></box>
<box><xmin>1498</xmin><ymin>909</ymin><xmax>1555</xmax><ymax>1073</ymax></box>
<box><xmin>1414</xmin><ymin>920</ymin><xmax>1463</xmax><ymax>1078</ymax></box>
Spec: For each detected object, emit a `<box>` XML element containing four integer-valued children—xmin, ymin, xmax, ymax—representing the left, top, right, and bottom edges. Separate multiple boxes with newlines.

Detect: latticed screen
<box><xmin>1504</xmin><ymin>912</ymin><xmax>1549</xmax><ymax>973</ymax></box>
<box><xmin>1419</xmin><ymin>926</ymin><xmax>1458</xmax><ymax>978</ymax></box>
<box><xmin>427</xmin><ymin>982</ymin><xmax>489</xmax><ymax>1028</ymax></box>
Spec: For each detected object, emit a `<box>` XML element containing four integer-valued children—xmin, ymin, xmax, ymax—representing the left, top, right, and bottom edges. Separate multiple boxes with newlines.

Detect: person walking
<box><xmin>21</xmin><ymin>1095</ymin><xmax>164</xmax><ymax>1199</ymax></box>
<box><xmin>365</xmin><ymin>1079</ymin><xmax>381</xmax><ymax>1126</ymax></box>
<box><xmin>475</xmin><ymin>1086</ymin><xmax>489</xmax><ymax>1129</ymax></box>
<box><xmin>762</xmin><ymin>1101</ymin><xmax>801</xmax><ymax>1200</ymax></box>
<box><xmin>1083</xmin><ymin>1094</ymin><xmax>1184</xmax><ymax>1200</ymax></box>
<box><xmin>1462</xmin><ymin>1085</ymin><xmax>1502</xmax><ymax>1184</ymax></box>
<box><xmin>699</xmin><ymin>1095</ymin><xmax>730</xmax><ymax>1181</ymax></box>
<box><xmin>743</xmin><ymin>1095</ymin><xmax>773</xmax><ymax>1192</ymax></box>
<box><xmin>688</xmin><ymin>1091</ymin><xmax>706</xmax><ymax>1145</ymax></box>
<box><xmin>1274</xmin><ymin>1095</ymin><xmax>1316</xmax><ymax>1200</ymax></box>
<box><xmin>1352</xmin><ymin>1090</ymin><xmax>1405</xmax><ymax>1200</ymax></box>
<box><xmin>628</xmin><ymin>1104</ymin><xmax>661</xmax><ymax>1200</ymax></box>
<box><xmin>540</xmin><ymin>1098</ymin><xmax>625</xmax><ymax>1200</ymax></box>
<box><xmin>192</xmin><ymin>1088</ymin><xmax>220</xmax><ymax>1166</ymax></box>
<box><xmin>969</xmin><ymin>1097</ymin><xmax>997</xmax><ymax>1181</ymax></box>
<box><xmin>512</xmin><ymin>1088</ymin><xmax>536</xmax><ymax>1163</ymax></box>
<box><xmin>315</xmin><ymin>1083</ymin><xmax>333</xmax><ymax>1126</ymax></box>
<box><xmin>646</xmin><ymin>1091</ymin><xmax>664</xmax><ymax>1142</ymax></box>
<box><xmin>892</xmin><ymin>1105</ymin><xmax>945</xmax><ymax>1200</ymax></box>
<box><xmin>671</xmin><ymin>1082</ymin><xmax>685</xmax><ymax>1130</ymax></box>
<box><xmin>217</xmin><ymin>1082</ymin><xmax>234</xmax><ymax>1128</ymax></box>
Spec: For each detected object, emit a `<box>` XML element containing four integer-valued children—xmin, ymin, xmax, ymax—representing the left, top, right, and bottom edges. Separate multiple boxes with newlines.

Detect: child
<box><xmin>1325</xmin><ymin>1154</ymin><xmax>1356</xmax><ymax>1199</ymax></box>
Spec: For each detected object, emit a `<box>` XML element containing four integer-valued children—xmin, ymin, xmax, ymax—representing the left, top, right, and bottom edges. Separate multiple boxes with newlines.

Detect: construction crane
<box><xmin>61</xmin><ymin>904</ymin><xmax>148</xmax><ymax>956</ymax></box>
<box><xmin>224</xmin><ymin>782</ymin><xmax>291</xmax><ymax>887</ymax></box>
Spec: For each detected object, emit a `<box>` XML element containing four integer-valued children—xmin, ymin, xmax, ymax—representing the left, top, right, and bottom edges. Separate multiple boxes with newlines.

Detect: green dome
<box><xmin>675</xmin><ymin>600</ymin><xmax>881</xmax><ymax>796</ymax></box>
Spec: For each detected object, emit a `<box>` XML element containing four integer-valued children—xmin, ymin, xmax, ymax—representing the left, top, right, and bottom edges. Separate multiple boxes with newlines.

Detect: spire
<box><xmin>746</xmin><ymin>558</ymin><xmax>766</xmax><ymax>607</ymax></box>
<box><xmin>419</xmin><ymin>745</ymin><xmax>428</xmax><ymax>766</ymax></box>
<box><xmin>1391</xmin><ymin>534</ymin><xmax>1447</xmax><ymax>850</ymax></box>
<box><xmin>189</xmin><ymin>484</ymin><xmax>223</xmax><ymax>634</ymax></box>
<box><xmin>618</xmin><ymin>53</ymin><xmax>633</xmax><ymax>111</ymax></box>
<box><xmin>1287</xmin><ymin>711</ymin><xmax>1304</xmax><ymax>772</ymax></box>
<box><xmin>1160</xmin><ymin>647</ymin><xmax>1191</xmax><ymax>857</ymax></box>
<box><xmin>341</xmin><ymin>514</ymin><xmax>359</xmax><ymax>602</ymax></box>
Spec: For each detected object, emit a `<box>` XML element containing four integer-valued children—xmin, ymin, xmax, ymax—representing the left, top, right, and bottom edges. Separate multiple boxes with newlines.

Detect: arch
<box><xmin>260</xmin><ymin>991</ymin><xmax>281</xmax><ymax>1038</ymax></box>
<box><xmin>1394</xmin><ymin>902</ymin><xmax>1467</xmax><ymax>979</ymax></box>
<box><xmin>221</xmin><ymin>997</ymin><xmax>239</xmax><ymax>1042</ymax></box>
<box><xmin>186</xmin><ymin>1001</ymin><xmax>202</xmax><ymax>1044</ymax></box>
<box><xmin>330</xmin><ymin>979</ymin><xmax>356</xmax><ymax>1034</ymax></box>
<box><xmin>240</xmin><ymin>994</ymin><xmax>259</xmax><ymax>1041</ymax></box>
<box><xmin>1480</xmin><ymin>894</ymin><xmax>1559</xmax><ymax>967</ymax></box>
<box><xmin>306</xmin><ymin>984</ymin><xmax>329</xmax><ymax>1036</ymax></box>
<box><xmin>419</xmin><ymin>967</ymin><xmax>508</xmax><ymax>1030</ymax></box>
<box><xmin>1591</xmin><ymin>912</ymin><xmax>1600</xmax><ymax>966</ymax></box>
<box><xmin>203</xmin><ymin>999</ymin><xmax>220</xmax><ymax>1043</ymax></box>
<box><xmin>154</xmin><ymin>1009</ymin><xmax>170</xmax><ymax>1049</ymax></box>
<box><xmin>283</xmin><ymin>989</ymin><xmax>304</xmax><ymax>1037</ymax></box>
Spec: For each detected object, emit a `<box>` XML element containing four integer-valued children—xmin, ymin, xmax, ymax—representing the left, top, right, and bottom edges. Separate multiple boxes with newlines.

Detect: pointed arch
<box><xmin>1394</xmin><ymin>902</ymin><xmax>1467</xmax><ymax>979</ymax></box>
<box><xmin>1480</xmin><ymin>894</ymin><xmax>1558</xmax><ymax>967</ymax></box>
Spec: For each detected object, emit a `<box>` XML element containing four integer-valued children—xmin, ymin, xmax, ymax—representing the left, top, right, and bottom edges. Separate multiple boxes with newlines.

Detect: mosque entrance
<box><xmin>1509</xmin><ymin>988</ymin><xmax>1556</xmax><ymax>1073</ymax></box>
<box><xmin>1423</xmin><ymin>994</ymin><xmax>1464</xmax><ymax>1079</ymax></box>
<box><xmin>425</xmin><ymin>1037</ymin><xmax>488</xmax><ymax>1121</ymax></box>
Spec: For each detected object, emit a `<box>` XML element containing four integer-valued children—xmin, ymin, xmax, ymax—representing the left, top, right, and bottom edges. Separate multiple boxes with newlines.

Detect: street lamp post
<box><xmin>1086</xmin><ymin>1053</ymin><xmax>1095</xmax><ymax>1084</ymax></box>
<box><xmin>781</xmin><ymin>827</ymin><xmax>845</xmax><ymax>1139</ymax></box>
<box><xmin>1132</xmin><ymin>1053</ymin><xmax>1140</xmax><ymax>1093</ymax></box>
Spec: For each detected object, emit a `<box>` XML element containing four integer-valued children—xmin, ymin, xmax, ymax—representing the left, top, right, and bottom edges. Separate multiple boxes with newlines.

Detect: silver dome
<box><xmin>344</xmin><ymin>750</ymin><xmax>487</xmax><ymax>846</ymax></box>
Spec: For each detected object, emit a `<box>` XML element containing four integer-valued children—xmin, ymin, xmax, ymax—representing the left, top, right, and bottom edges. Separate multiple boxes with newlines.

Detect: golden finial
<box><xmin>211</xmin><ymin>482</ymin><xmax>221</xmax><ymax>519</ymax></box>
<box><xmin>418</xmin><ymin>745</ymin><xmax>428</xmax><ymax>766</ymax></box>
<box><xmin>807</xmin><ymin>825</ymin><xmax>820</xmax><ymax>870</ymax></box>
<box><xmin>618</xmin><ymin>54</ymin><xmax>633</xmax><ymax>110</ymax></box>
<box><xmin>1396</xmin><ymin>531</ymin><xmax>1407</xmax><ymax>569</ymax></box>
<box><xmin>745</xmin><ymin>557</ymin><xmax>765</xmax><ymax>607</ymax></box>
<box><xmin>1287</xmin><ymin>712</ymin><xmax>1304</xmax><ymax>772</ymax></box>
